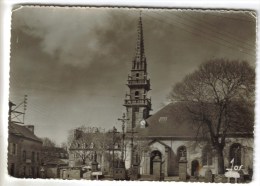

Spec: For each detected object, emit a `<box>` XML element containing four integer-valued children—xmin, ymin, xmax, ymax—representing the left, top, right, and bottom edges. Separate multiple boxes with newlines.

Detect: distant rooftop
<box><xmin>9</xmin><ymin>122</ymin><xmax>42</xmax><ymax>143</ymax></box>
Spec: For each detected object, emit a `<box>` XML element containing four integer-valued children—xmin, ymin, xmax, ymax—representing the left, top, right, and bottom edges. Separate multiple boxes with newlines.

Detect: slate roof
<box><xmin>9</xmin><ymin>122</ymin><xmax>42</xmax><ymax>143</ymax></box>
<box><xmin>136</xmin><ymin>102</ymin><xmax>254</xmax><ymax>139</ymax></box>
<box><xmin>137</xmin><ymin>102</ymin><xmax>199</xmax><ymax>139</ymax></box>
<box><xmin>43</xmin><ymin>156</ymin><xmax>69</xmax><ymax>166</ymax></box>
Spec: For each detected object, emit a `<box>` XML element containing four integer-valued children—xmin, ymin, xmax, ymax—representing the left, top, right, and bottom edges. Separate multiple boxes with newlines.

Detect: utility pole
<box><xmin>118</xmin><ymin>113</ymin><xmax>129</xmax><ymax>161</ymax></box>
<box><xmin>23</xmin><ymin>95</ymin><xmax>28</xmax><ymax>124</ymax></box>
<box><xmin>9</xmin><ymin>95</ymin><xmax>28</xmax><ymax>124</ymax></box>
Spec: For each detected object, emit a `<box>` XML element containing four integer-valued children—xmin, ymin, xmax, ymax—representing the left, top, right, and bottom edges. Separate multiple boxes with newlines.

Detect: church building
<box><xmin>123</xmin><ymin>15</ymin><xmax>253</xmax><ymax>179</ymax></box>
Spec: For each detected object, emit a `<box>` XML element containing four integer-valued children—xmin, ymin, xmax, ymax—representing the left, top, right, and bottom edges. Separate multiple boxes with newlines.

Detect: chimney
<box><xmin>25</xmin><ymin>125</ymin><xmax>34</xmax><ymax>134</ymax></box>
<box><xmin>74</xmin><ymin>129</ymin><xmax>82</xmax><ymax>139</ymax></box>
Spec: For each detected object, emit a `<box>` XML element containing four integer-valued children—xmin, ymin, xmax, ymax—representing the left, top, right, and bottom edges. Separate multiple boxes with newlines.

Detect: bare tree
<box><xmin>41</xmin><ymin>137</ymin><xmax>56</xmax><ymax>147</ymax></box>
<box><xmin>60</xmin><ymin>142</ymin><xmax>68</xmax><ymax>151</ymax></box>
<box><xmin>133</xmin><ymin>139</ymin><xmax>151</xmax><ymax>164</ymax></box>
<box><xmin>68</xmin><ymin>126</ymin><xmax>103</xmax><ymax>165</ymax></box>
<box><xmin>68</xmin><ymin>125</ymin><xmax>121</xmax><ymax>168</ymax></box>
<box><xmin>169</xmin><ymin>59</ymin><xmax>255</xmax><ymax>174</ymax></box>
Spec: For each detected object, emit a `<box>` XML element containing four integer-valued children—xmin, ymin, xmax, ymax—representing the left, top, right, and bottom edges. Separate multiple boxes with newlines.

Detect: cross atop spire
<box><xmin>133</xmin><ymin>11</ymin><xmax>146</xmax><ymax>70</ymax></box>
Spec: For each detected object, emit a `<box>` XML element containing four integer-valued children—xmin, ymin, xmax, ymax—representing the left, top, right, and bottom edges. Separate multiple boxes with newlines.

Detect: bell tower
<box><xmin>124</xmin><ymin>14</ymin><xmax>152</xmax><ymax>132</ymax></box>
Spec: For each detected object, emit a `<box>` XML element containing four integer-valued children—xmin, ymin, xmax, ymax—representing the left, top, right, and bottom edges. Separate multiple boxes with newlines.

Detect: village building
<box><xmin>41</xmin><ymin>146</ymin><xmax>69</xmax><ymax>165</ymax></box>
<box><xmin>68</xmin><ymin>128</ymin><xmax>122</xmax><ymax>177</ymax></box>
<box><xmin>123</xmin><ymin>15</ymin><xmax>254</xmax><ymax>180</ymax></box>
<box><xmin>8</xmin><ymin>122</ymin><xmax>43</xmax><ymax>178</ymax></box>
<box><xmin>41</xmin><ymin>146</ymin><xmax>69</xmax><ymax>178</ymax></box>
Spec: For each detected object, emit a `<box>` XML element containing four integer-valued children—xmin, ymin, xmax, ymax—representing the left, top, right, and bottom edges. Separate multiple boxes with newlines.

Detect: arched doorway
<box><xmin>150</xmin><ymin>150</ymin><xmax>162</xmax><ymax>175</ymax></box>
<box><xmin>191</xmin><ymin>160</ymin><xmax>199</xmax><ymax>176</ymax></box>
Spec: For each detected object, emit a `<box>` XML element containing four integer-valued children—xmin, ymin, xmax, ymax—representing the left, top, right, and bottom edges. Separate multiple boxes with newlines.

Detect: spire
<box><xmin>133</xmin><ymin>11</ymin><xmax>146</xmax><ymax>69</ymax></box>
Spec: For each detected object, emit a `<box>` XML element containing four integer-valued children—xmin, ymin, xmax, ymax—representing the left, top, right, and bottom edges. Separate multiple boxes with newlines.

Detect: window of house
<box><xmin>202</xmin><ymin>145</ymin><xmax>213</xmax><ymax>166</ymax></box>
<box><xmin>36</xmin><ymin>152</ymin><xmax>39</xmax><ymax>162</ymax></box>
<box><xmin>10</xmin><ymin>143</ymin><xmax>17</xmax><ymax>155</ymax></box>
<box><xmin>177</xmin><ymin>146</ymin><xmax>187</xmax><ymax>161</ymax></box>
<box><xmin>13</xmin><ymin>143</ymin><xmax>16</xmax><ymax>155</ymax></box>
<box><xmin>230</xmin><ymin>143</ymin><xmax>242</xmax><ymax>166</ymax></box>
<box><xmin>85</xmin><ymin>143</ymin><xmax>88</xmax><ymax>149</ymax></box>
<box><xmin>32</xmin><ymin>152</ymin><xmax>35</xmax><ymax>163</ymax></box>
<box><xmin>23</xmin><ymin>150</ymin><xmax>26</xmax><ymax>162</ymax></box>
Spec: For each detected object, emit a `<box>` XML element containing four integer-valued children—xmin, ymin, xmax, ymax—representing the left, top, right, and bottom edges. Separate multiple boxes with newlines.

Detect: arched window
<box><xmin>230</xmin><ymin>143</ymin><xmax>242</xmax><ymax>166</ymax></box>
<box><xmin>136</xmin><ymin>73</ymin><xmax>139</xmax><ymax>78</ymax></box>
<box><xmin>177</xmin><ymin>146</ymin><xmax>187</xmax><ymax>161</ymax></box>
<box><xmin>135</xmin><ymin>91</ymin><xmax>139</xmax><ymax>99</ymax></box>
<box><xmin>202</xmin><ymin>145</ymin><xmax>213</xmax><ymax>166</ymax></box>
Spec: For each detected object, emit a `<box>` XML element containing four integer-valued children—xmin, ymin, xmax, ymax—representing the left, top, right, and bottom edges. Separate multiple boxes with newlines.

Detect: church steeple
<box><xmin>123</xmin><ymin>12</ymin><xmax>152</xmax><ymax>169</ymax></box>
<box><xmin>133</xmin><ymin>12</ymin><xmax>147</xmax><ymax>71</ymax></box>
<box><xmin>124</xmin><ymin>13</ymin><xmax>151</xmax><ymax>132</ymax></box>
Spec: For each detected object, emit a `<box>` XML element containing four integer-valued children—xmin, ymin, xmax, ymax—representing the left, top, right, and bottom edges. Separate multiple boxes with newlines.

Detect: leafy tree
<box><xmin>169</xmin><ymin>59</ymin><xmax>255</xmax><ymax>174</ymax></box>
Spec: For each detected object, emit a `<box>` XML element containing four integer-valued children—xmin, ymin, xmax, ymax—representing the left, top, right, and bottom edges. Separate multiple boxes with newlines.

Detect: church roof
<box><xmin>137</xmin><ymin>102</ymin><xmax>198</xmax><ymax>139</ymax></box>
<box><xmin>136</xmin><ymin>102</ymin><xmax>254</xmax><ymax>139</ymax></box>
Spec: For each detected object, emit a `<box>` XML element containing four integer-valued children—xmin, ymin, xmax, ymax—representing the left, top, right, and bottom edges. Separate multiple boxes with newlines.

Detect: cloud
<box><xmin>13</xmin><ymin>7</ymin><xmax>136</xmax><ymax>67</ymax></box>
<box><xmin>10</xmin><ymin>7</ymin><xmax>256</xmax><ymax>144</ymax></box>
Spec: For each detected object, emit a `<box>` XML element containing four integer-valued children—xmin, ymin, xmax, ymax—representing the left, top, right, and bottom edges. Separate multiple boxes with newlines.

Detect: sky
<box><xmin>9</xmin><ymin>6</ymin><xmax>256</xmax><ymax>145</ymax></box>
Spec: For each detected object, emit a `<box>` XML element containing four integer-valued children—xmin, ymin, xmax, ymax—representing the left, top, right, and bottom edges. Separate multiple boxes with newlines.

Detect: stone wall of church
<box><xmin>126</xmin><ymin>107</ymin><xmax>147</xmax><ymax>131</ymax></box>
<box><xmin>223</xmin><ymin>137</ymin><xmax>253</xmax><ymax>173</ymax></box>
<box><xmin>136</xmin><ymin>137</ymin><xmax>253</xmax><ymax>177</ymax></box>
<box><xmin>160</xmin><ymin>140</ymin><xmax>204</xmax><ymax>176</ymax></box>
